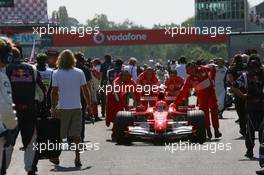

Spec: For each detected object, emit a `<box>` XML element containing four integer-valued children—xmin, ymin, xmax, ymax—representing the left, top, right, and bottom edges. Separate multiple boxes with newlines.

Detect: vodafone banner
<box><xmin>52</xmin><ymin>29</ymin><xmax>228</xmax><ymax>47</ymax></box>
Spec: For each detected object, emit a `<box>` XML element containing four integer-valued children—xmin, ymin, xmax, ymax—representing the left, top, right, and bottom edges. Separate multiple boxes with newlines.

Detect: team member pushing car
<box><xmin>173</xmin><ymin>62</ymin><xmax>222</xmax><ymax>139</ymax></box>
<box><xmin>137</xmin><ymin>67</ymin><xmax>160</xmax><ymax>107</ymax></box>
<box><xmin>164</xmin><ymin>70</ymin><xmax>184</xmax><ymax>104</ymax></box>
<box><xmin>107</xmin><ymin>70</ymin><xmax>140</xmax><ymax>141</ymax></box>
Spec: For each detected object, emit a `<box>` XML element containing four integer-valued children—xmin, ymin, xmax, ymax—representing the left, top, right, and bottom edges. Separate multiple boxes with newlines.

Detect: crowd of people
<box><xmin>0</xmin><ymin>36</ymin><xmax>264</xmax><ymax>174</ymax></box>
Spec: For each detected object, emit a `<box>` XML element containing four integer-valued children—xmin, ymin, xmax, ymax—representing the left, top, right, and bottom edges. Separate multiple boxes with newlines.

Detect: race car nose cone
<box><xmin>155</xmin><ymin>120</ymin><xmax>167</xmax><ymax>132</ymax></box>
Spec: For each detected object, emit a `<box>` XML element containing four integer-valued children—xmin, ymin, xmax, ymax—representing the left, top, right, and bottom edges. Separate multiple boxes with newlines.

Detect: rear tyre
<box><xmin>115</xmin><ymin>111</ymin><xmax>134</xmax><ymax>145</ymax></box>
<box><xmin>187</xmin><ymin>110</ymin><xmax>206</xmax><ymax>144</ymax></box>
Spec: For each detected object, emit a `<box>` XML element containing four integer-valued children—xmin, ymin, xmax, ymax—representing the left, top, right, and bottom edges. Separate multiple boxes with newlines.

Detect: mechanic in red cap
<box><xmin>137</xmin><ymin>67</ymin><xmax>160</xmax><ymax>107</ymax></box>
<box><xmin>164</xmin><ymin>70</ymin><xmax>184</xmax><ymax>104</ymax></box>
<box><xmin>173</xmin><ymin>62</ymin><xmax>222</xmax><ymax>139</ymax></box>
<box><xmin>106</xmin><ymin>70</ymin><xmax>140</xmax><ymax>140</ymax></box>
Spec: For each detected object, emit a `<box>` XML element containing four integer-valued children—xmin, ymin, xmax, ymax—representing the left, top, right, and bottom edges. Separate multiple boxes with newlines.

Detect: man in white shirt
<box><xmin>176</xmin><ymin>56</ymin><xmax>187</xmax><ymax>80</ymax></box>
<box><xmin>51</xmin><ymin>50</ymin><xmax>92</xmax><ymax>168</ymax></box>
<box><xmin>124</xmin><ymin>57</ymin><xmax>138</xmax><ymax>81</ymax></box>
<box><xmin>214</xmin><ymin>58</ymin><xmax>227</xmax><ymax>119</ymax></box>
<box><xmin>169</xmin><ymin>59</ymin><xmax>177</xmax><ymax>71</ymax></box>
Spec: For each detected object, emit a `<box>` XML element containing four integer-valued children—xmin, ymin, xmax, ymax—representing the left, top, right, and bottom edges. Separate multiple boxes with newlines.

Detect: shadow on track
<box><xmin>50</xmin><ymin>165</ymin><xmax>92</xmax><ymax>172</ymax></box>
<box><xmin>239</xmin><ymin>157</ymin><xmax>259</xmax><ymax>162</ymax></box>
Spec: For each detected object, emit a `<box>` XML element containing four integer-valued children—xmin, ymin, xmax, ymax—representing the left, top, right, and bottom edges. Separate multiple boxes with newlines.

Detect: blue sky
<box><xmin>47</xmin><ymin>0</ymin><xmax>264</xmax><ymax>27</ymax></box>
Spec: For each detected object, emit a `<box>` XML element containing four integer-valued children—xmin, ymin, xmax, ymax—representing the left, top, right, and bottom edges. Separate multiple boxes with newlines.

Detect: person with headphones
<box><xmin>0</xmin><ymin>38</ymin><xmax>18</xmax><ymax>175</ymax></box>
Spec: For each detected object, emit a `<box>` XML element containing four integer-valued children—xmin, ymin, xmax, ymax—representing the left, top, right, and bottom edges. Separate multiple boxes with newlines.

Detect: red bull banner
<box><xmin>53</xmin><ymin>29</ymin><xmax>228</xmax><ymax>47</ymax></box>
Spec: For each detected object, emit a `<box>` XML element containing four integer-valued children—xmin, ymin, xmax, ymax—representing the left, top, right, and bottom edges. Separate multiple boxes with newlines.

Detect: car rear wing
<box><xmin>140</xmin><ymin>96</ymin><xmax>176</xmax><ymax>101</ymax></box>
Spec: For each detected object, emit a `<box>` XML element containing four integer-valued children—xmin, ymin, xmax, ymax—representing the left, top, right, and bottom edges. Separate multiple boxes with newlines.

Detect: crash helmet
<box><xmin>155</xmin><ymin>100</ymin><xmax>167</xmax><ymax>112</ymax></box>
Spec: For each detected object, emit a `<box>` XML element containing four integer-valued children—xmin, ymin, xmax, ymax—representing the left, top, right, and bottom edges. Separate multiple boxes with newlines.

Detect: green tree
<box><xmin>57</xmin><ymin>6</ymin><xmax>69</xmax><ymax>26</ymax></box>
<box><xmin>52</xmin><ymin>6</ymin><xmax>80</xmax><ymax>27</ymax></box>
<box><xmin>86</xmin><ymin>14</ymin><xmax>112</xmax><ymax>29</ymax></box>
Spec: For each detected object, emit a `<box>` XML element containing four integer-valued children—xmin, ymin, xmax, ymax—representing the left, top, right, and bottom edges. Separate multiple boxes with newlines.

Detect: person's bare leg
<box><xmin>73</xmin><ymin>136</ymin><xmax>81</xmax><ymax>167</ymax></box>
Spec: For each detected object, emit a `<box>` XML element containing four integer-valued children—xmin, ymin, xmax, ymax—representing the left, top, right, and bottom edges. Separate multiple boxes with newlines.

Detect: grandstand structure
<box><xmin>0</xmin><ymin>0</ymin><xmax>48</xmax><ymax>26</ymax></box>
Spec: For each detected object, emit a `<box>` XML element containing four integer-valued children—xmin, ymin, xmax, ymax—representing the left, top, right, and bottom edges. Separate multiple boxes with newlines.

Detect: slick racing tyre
<box><xmin>115</xmin><ymin>111</ymin><xmax>134</xmax><ymax>145</ymax></box>
<box><xmin>187</xmin><ymin>110</ymin><xmax>206</xmax><ymax>144</ymax></box>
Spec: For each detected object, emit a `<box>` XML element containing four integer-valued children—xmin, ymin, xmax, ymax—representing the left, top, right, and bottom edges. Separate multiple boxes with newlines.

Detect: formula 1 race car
<box><xmin>114</xmin><ymin>95</ymin><xmax>206</xmax><ymax>145</ymax></box>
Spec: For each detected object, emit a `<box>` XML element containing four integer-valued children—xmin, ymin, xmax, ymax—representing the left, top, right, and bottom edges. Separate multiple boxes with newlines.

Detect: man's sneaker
<box><xmin>206</xmin><ymin>128</ymin><xmax>212</xmax><ymax>139</ymax></box>
<box><xmin>239</xmin><ymin>130</ymin><xmax>246</xmax><ymax>137</ymax></box>
<box><xmin>49</xmin><ymin>158</ymin><xmax>60</xmax><ymax>165</ymax></box>
<box><xmin>75</xmin><ymin>160</ymin><xmax>82</xmax><ymax>168</ymax></box>
<box><xmin>111</xmin><ymin>133</ymin><xmax>116</xmax><ymax>142</ymax></box>
<box><xmin>244</xmin><ymin>150</ymin><xmax>254</xmax><ymax>159</ymax></box>
<box><xmin>19</xmin><ymin>147</ymin><xmax>25</xmax><ymax>151</ymax></box>
<box><xmin>27</xmin><ymin>171</ymin><xmax>36</xmax><ymax>175</ymax></box>
<box><xmin>214</xmin><ymin>129</ymin><xmax>222</xmax><ymax>138</ymax></box>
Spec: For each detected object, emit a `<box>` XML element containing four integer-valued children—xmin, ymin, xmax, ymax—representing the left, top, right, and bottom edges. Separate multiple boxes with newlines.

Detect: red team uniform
<box><xmin>174</xmin><ymin>64</ymin><xmax>222</xmax><ymax>138</ymax></box>
<box><xmin>165</xmin><ymin>75</ymin><xmax>184</xmax><ymax>97</ymax></box>
<box><xmin>106</xmin><ymin>72</ymin><xmax>139</xmax><ymax>127</ymax></box>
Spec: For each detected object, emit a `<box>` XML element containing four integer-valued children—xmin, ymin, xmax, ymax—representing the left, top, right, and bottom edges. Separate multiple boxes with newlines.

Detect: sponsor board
<box><xmin>53</xmin><ymin>29</ymin><xmax>227</xmax><ymax>47</ymax></box>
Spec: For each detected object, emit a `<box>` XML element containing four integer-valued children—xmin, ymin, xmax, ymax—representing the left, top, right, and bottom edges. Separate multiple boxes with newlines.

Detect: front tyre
<box><xmin>187</xmin><ymin>110</ymin><xmax>206</xmax><ymax>144</ymax></box>
<box><xmin>115</xmin><ymin>111</ymin><xmax>134</xmax><ymax>145</ymax></box>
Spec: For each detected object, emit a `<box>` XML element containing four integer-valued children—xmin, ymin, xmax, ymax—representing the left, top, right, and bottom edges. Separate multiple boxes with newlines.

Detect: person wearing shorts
<box><xmin>58</xmin><ymin>109</ymin><xmax>82</xmax><ymax>139</ymax></box>
<box><xmin>51</xmin><ymin>50</ymin><xmax>92</xmax><ymax>168</ymax></box>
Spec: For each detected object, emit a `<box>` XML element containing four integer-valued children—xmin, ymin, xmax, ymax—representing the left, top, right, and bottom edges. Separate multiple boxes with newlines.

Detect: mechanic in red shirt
<box><xmin>106</xmin><ymin>70</ymin><xmax>139</xmax><ymax>140</ymax></box>
<box><xmin>173</xmin><ymin>62</ymin><xmax>222</xmax><ymax>139</ymax></box>
<box><xmin>137</xmin><ymin>67</ymin><xmax>160</xmax><ymax>107</ymax></box>
<box><xmin>196</xmin><ymin>59</ymin><xmax>217</xmax><ymax>82</ymax></box>
<box><xmin>164</xmin><ymin>70</ymin><xmax>184</xmax><ymax>104</ymax></box>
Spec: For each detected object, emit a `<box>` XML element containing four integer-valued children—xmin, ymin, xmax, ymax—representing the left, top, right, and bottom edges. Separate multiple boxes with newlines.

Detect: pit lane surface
<box><xmin>8</xmin><ymin>108</ymin><xmax>260</xmax><ymax>175</ymax></box>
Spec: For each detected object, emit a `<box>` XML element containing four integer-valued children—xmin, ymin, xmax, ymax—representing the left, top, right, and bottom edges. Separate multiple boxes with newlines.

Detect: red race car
<box><xmin>114</xmin><ymin>94</ymin><xmax>206</xmax><ymax>145</ymax></box>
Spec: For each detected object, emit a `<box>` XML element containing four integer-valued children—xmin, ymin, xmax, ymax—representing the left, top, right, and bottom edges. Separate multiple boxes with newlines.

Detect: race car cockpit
<box><xmin>155</xmin><ymin>101</ymin><xmax>167</xmax><ymax>112</ymax></box>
